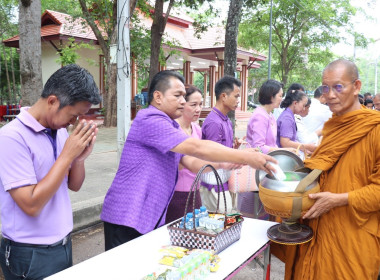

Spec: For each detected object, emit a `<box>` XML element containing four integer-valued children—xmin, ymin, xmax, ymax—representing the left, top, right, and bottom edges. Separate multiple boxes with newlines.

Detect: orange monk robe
<box><xmin>273</xmin><ymin>108</ymin><xmax>380</xmax><ymax>280</ymax></box>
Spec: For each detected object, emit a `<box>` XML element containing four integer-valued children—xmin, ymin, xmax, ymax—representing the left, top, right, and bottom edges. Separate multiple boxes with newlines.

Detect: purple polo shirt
<box><xmin>0</xmin><ymin>107</ymin><xmax>72</xmax><ymax>244</ymax></box>
<box><xmin>247</xmin><ymin>106</ymin><xmax>277</xmax><ymax>154</ymax></box>
<box><xmin>100</xmin><ymin>106</ymin><xmax>189</xmax><ymax>234</ymax></box>
<box><xmin>201</xmin><ymin>107</ymin><xmax>233</xmax><ymax>192</ymax></box>
<box><xmin>276</xmin><ymin>107</ymin><xmax>297</xmax><ymax>147</ymax></box>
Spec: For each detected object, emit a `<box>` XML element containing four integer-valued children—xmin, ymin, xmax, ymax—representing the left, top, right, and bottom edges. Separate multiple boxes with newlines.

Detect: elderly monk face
<box><xmin>322</xmin><ymin>64</ymin><xmax>361</xmax><ymax>116</ymax></box>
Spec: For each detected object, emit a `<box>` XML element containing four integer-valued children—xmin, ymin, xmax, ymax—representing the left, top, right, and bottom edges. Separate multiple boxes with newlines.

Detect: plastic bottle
<box><xmin>194</xmin><ymin>209</ymin><xmax>201</xmax><ymax>227</ymax></box>
<box><xmin>199</xmin><ymin>206</ymin><xmax>208</xmax><ymax>218</ymax></box>
<box><xmin>185</xmin><ymin>212</ymin><xmax>194</xmax><ymax>229</ymax></box>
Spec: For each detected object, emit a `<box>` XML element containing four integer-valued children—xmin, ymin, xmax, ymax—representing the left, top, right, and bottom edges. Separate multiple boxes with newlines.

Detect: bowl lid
<box><xmin>255</xmin><ymin>150</ymin><xmax>304</xmax><ymax>186</ymax></box>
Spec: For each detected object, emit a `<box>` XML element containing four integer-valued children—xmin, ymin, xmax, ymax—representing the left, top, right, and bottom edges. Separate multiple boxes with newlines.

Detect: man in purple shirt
<box><xmin>101</xmin><ymin>71</ymin><xmax>276</xmax><ymax>251</ymax></box>
<box><xmin>201</xmin><ymin>76</ymin><xmax>241</xmax><ymax>212</ymax></box>
<box><xmin>0</xmin><ymin>65</ymin><xmax>101</xmax><ymax>280</ymax></box>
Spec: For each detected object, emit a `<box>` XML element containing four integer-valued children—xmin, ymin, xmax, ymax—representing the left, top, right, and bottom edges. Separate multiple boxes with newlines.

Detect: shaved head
<box><xmin>323</xmin><ymin>59</ymin><xmax>359</xmax><ymax>81</ymax></box>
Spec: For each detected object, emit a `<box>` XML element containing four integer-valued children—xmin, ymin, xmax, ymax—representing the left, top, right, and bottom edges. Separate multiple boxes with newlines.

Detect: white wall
<box><xmin>41</xmin><ymin>40</ymin><xmax>102</xmax><ymax>108</ymax></box>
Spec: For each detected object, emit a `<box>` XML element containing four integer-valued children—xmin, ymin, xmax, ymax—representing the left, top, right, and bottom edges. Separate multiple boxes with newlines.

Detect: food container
<box><xmin>201</xmin><ymin>169</ymin><xmax>231</xmax><ymax>185</ymax></box>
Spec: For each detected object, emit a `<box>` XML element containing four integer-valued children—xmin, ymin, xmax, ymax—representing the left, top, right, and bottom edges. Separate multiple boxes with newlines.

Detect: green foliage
<box><xmin>41</xmin><ymin>0</ymin><xmax>81</xmax><ymax>14</ymax></box>
<box><xmin>239</xmin><ymin>0</ymin><xmax>360</xmax><ymax>87</ymax></box>
<box><xmin>55</xmin><ymin>37</ymin><xmax>95</xmax><ymax>66</ymax></box>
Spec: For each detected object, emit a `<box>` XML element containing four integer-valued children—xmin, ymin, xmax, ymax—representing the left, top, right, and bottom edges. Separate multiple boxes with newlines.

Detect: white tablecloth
<box><xmin>47</xmin><ymin>218</ymin><xmax>277</xmax><ymax>280</ymax></box>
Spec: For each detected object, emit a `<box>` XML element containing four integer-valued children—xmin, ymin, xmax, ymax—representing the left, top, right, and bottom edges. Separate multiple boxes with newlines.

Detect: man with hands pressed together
<box><xmin>276</xmin><ymin>59</ymin><xmax>380</xmax><ymax>280</ymax></box>
<box><xmin>0</xmin><ymin>64</ymin><xmax>101</xmax><ymax>280</ymax></box>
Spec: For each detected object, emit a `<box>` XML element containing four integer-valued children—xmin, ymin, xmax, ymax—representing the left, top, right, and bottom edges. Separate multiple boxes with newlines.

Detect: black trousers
<box><xmin>104</xmin><ymin>222</ymin><xmax>142</xmax><ymax>251</ymax></box>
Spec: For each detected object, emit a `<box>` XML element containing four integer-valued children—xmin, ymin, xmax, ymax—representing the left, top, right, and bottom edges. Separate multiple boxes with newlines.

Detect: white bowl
<box><xmin>200</xmin><ymin>169</ymin><xmax>231</xmax><ymax>185</ymax></box>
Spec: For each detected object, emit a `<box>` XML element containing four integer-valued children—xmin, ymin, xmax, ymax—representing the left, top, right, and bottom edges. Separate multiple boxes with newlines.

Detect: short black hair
<box><xmin>148</xmin><ymin>70</ymin><xmax>185</xmax><ymax>104</ymax></box>
<box><xmin>364</xmin><ymin>92</ymin><xmax>372</xmax><ymax>100</ymax></box>
<box><xmin>280</xmin><ymin>90</ymin><xmax>307</xmax><ymax>108</ymax></box>
<box><xmin>215</xmin><ymin>75</ymin><xmax>241</xmax><ymax>100</ymax></box>
<box><xmin>184</xmin><ymin>84</ymin><xmax>202</xmax><ymax>101</ymax></box>
<box><xmin>258</xmin><ymin>79</ymin><xmax>283</xmax><ymax>105</ymax></box>
<box><xmin>358</xmin><ymin>94</ymin><xmax>364</xmax><ymax>104</ymax></box>
<box><xmin>306</xmin><ymin>97</ymin><xmax>312</xmax><ymax>107</ymax></box>
<box><xmin>41</xmin><ymin>64</ymin><xmax>101</xmax><ymax>108</ymax></box>
<box><xmin>364</xmin><ymin>99</ymin><xmax>373</xmax><ymax>106</ymax></box>
<box><xmin>314</xmin><ymin>86</ymin><xmax>323</xmax><ymax>98</ymax></box>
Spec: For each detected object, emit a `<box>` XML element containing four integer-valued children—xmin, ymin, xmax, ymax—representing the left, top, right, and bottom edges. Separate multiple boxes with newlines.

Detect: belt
<box><xmin>2</xmin><ymin>235</ymin><xmax>70</xmax><ymax>248</ymax></box>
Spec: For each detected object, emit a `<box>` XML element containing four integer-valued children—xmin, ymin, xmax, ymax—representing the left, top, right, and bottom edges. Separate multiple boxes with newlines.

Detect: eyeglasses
<box><xmin>321</xmin><ymin>80</ymin><xmax>356</xmax><ymax>94</ymax></box>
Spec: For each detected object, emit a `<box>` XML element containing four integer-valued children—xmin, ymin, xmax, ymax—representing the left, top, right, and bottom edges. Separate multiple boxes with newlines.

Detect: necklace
<box><xmin>180</xmin><ymin>123</ymin><xmax>192</xmax><ymax>136</ymax></box>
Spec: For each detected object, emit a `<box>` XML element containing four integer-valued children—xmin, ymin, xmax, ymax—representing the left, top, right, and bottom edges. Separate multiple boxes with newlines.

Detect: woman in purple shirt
<box><xmin>277</xmin><ymin>90</ymin><xmax>316</xmax><ymax>153</ymax></box>
<box><xmin>247</xmin><ymin>79</ymin><xmax>283</xmax><ymax>153</ymax></box>
<box><xmin>240</xmin><ymin>80</ymin><xmax>284</xmax><ymax>218</ymax></box>
<box><xmin>166</xmin><ymin>85</ymin><xmax>204</xmax><ymax>223</ymax></box>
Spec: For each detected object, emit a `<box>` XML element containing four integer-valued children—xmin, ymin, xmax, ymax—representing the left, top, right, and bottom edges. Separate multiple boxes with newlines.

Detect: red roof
<box><xmin>3</xmin><ymin>10</ymin><xmax>98</xmax><ymax>48</ymax></box>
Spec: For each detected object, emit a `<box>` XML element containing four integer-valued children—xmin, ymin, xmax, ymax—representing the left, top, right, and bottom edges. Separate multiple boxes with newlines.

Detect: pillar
<box><xmin>240</xmin><ymin>64</ymin><xmax>248</xmax><ymax>111</ymax></box>
<box><xmin>203</xmin><ymin>71</ymin><xmax>208</xmax><ymax>100</ymax></box>
<box><xmin>183</xmin><ymin>61</ymin><xmax>191</xmax><ymax>84</ymax></box>
<box><xmin>218</xmin><ymin>60</ymin><xmax>224</xmax><ymax>80</ymax></box>
<box><xmin>209</xmin><ymin>65</ymin><xmax>216</xmax><ymax>107</ymax></box>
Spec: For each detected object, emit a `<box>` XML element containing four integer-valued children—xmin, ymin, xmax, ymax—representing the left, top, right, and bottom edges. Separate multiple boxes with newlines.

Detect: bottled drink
<box><xmin>185</xmin><ymin>212</ymin><xmax>194</xmax><ymax>229</ymax></box>
<box><xmin>194</xmin><ymin>209</ymin><xmax>201</xmax><ymax>227</ymax></box>
<box><xmin>199</xmin><ymin>206</ymin><xmax>208</xmax><ymax>218</ymax></box>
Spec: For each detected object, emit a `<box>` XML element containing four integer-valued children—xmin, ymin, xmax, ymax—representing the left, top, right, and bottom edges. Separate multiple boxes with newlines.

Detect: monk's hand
<box><xmin>303</xmin><ymin>192</ymin><xmax>348</xmax><ymax>220</ymax></box>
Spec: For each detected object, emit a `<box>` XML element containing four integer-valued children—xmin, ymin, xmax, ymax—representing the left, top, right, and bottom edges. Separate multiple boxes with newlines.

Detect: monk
<box><xmin>273</xmin><ymin>59</ymin><xmax>380</xmax><ymax>279</ymax></box>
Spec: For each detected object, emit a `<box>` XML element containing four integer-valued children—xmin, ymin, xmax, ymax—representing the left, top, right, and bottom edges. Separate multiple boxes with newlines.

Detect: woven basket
<box><xmin>167</xmin><ymin>164</ymin><xmax>244</xmax><ymax>253</ymax></box>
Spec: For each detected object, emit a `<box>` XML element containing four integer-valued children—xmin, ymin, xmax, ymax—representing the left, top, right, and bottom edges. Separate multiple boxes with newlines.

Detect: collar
<box><xmin>148</xmin><ymin>105</ymin><xmax>180</xmax><ymax>128</ymax></box>
<box><xmin>17</xmin><ymin>107</ymin><xmax>47</xmax><ymax>133</ymax></box>
<box><xmin>212</xmin><ymin>107</ymin><xmax>228</xmax><ymax>121</ymax></box>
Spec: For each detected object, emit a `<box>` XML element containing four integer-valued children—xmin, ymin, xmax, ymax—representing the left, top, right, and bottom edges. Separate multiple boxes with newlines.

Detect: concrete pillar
<box><xmin>209</xmin><ymin>65</ymin><xmax>216</xmax><ymax>107</ymax></box>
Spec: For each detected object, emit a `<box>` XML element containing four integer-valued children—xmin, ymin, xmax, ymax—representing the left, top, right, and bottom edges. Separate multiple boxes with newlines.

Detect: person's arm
<box><xmin>171</xmin><ymin>138</ymin><xmax>277</xmax><ymax>173</ymax></box>
<box><xmin>280</xmin><ymin>137</ymin><xmax>317</xmax><ymax>153</ymax></box>
<box><xmin>9</xmin><ymin>121</ymin><xmax>96</xmax><ymax>216</ymax></box>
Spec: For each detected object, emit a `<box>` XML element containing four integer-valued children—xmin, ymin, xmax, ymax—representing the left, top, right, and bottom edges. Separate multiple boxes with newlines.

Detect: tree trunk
<box><xmin>10</xmin><ymin>48</ymin><xmax>18</xmax><ymax>103</ymax></box>
<box><xmin>1</xmin><ymin>45</ymin><xmax>12</xmax><ymax>102</ymax></box>
<box><xmin>148</xmin><ymin>0</ymin><xmax>174</xmax><ymax>87</ymax></box>
<box><xmin>224</xmin><ymin>0</ymin><xmax>243</xmax><ymax>135</ymax></box>
<box><xmin>224</xmin><ymin>0</ymin><xmax>243</xmax><ymax>76</ymax></box>
<box><xmin>78</xmin><ymin>0</ymin><xmax>118</xmax><ymax>127</ymax></box>
<box><xmin>19</xmin><ymin>0</ymin><xmax>42</xmax><ymax>106</ymax></box>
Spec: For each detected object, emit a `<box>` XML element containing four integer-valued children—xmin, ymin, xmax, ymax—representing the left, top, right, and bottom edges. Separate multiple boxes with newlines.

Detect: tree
<box><xmin>147</xmin><ymin>0</ymin><xmax>175</xmax><ymax>86</ymax></box>
<box><xmin>19</xmin><ymin>0</ymin><xmax>43</xmax><ymax>105</ymax></box>
<box><xmin>239</xmin><ymin>0</ymin><xmax>360</xmax><ymax>87</ymax></box>
<box><xmin>77</xmin><ymin>0</ymin><xmax>142</xmax><ymax>127</ymax></box>
<box><xmin>224</xmin><ymin>0</ymin><xmax>243</xmax><ymax>76</ymax></box>
<box><xmin>0</xmin><ymin>0</ymin><xmax>20</xmax><ymax>103</ymax></box>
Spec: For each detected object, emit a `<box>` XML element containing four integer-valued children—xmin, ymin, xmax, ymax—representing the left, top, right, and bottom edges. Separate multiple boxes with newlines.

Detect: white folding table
<box><xmin>47</xmin><ymin>218</ymin><xmax>277</xmax><ymax>280</ymax></box>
